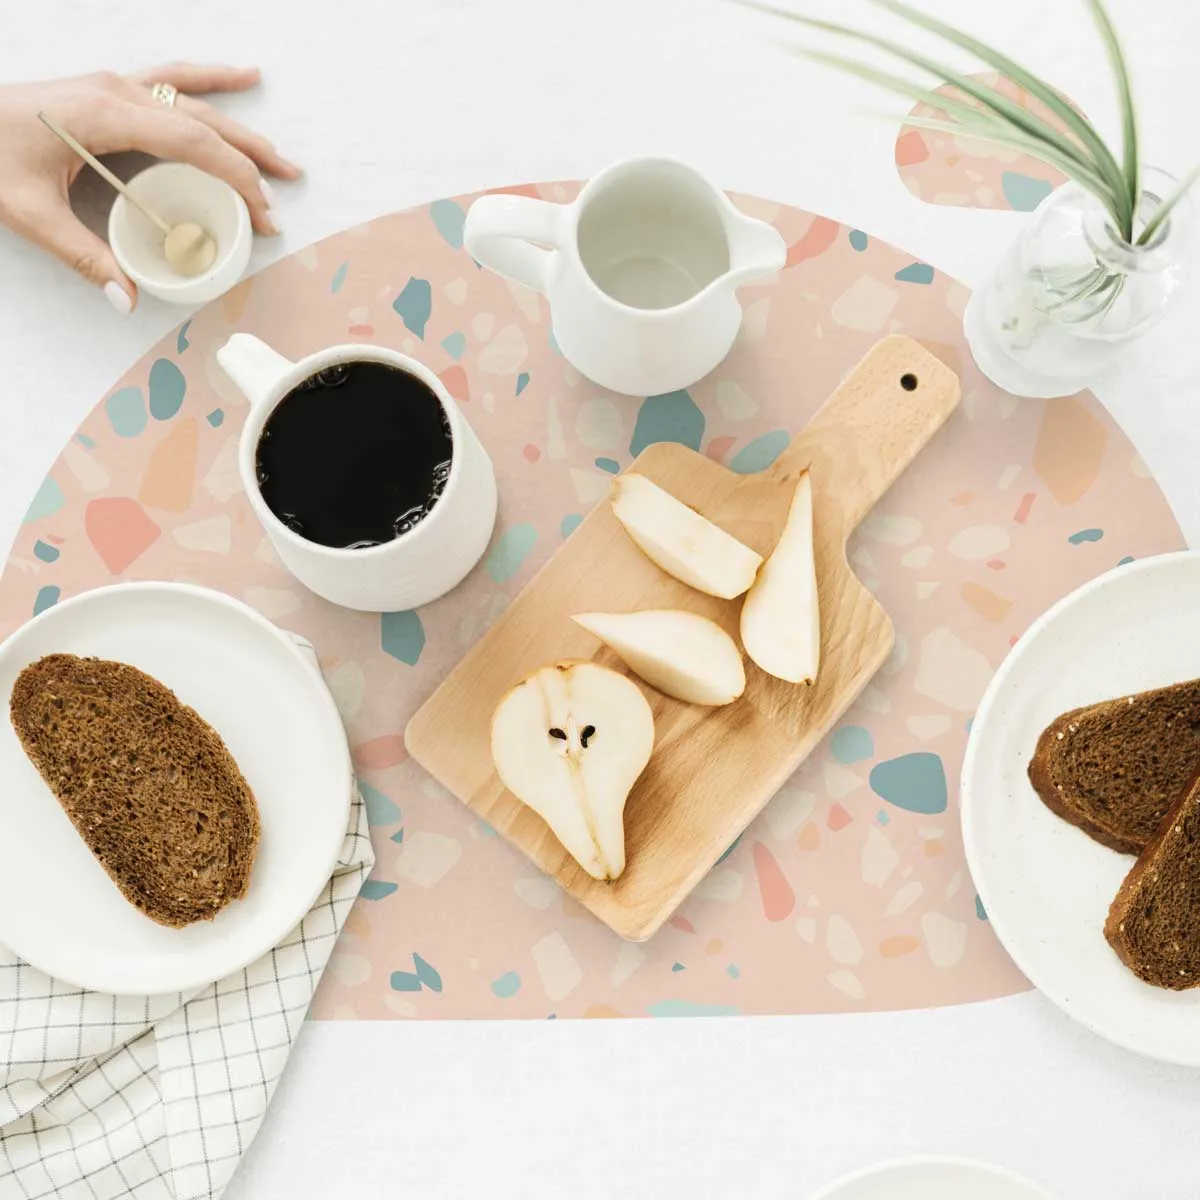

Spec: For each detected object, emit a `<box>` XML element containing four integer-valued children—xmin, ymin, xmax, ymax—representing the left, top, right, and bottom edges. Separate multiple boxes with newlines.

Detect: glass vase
<box><xmin>964</xmin><ymin>168</ymin><xmax>1190</xmax><ymax>398</ymax></box>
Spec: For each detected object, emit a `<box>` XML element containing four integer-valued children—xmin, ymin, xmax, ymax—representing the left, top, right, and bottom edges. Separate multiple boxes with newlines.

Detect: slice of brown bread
<box><xmin>1105</xmin><ymin>767</ymin><xmax>1200</xmax><ymax>989</ymax></box>
<box><xmin>10</xmin><ymin>654</ymin><xmax>260</xmax><ymax>928</ymax></box>
<box><xmin>1027</xmin><ymin>679</ymin><xmax>1200</xmax><ymax>854</ymax></box>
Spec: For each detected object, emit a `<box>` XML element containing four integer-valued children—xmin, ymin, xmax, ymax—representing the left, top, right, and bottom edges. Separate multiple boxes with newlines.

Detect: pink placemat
<box><xmin>2</xmin><ymin>178</ymin><xmax>1181</xmax><ymax>1020</ymax></box>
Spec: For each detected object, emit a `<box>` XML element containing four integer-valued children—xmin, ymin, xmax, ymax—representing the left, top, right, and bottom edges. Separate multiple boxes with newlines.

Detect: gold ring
<box><xmin>150</xmin><ymin>82</ymin><xmax>178</xmax><ymax>108</ymax></box>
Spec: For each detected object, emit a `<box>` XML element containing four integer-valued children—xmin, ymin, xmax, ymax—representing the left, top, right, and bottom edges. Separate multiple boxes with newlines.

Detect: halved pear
<box><xmin>573</xmin><ymin>609</ymin><xmax>745</xmax><ymax>706</ymax></box>
<box><xmin>491</xmin><ymin>661</ymin><xmax>654</xmax><ymax>881</ymax></box>
<box><xmin>610</xmin><ymin>473</ymin><xmax>762</xmax><ymax>599</ymax></box>
<box><xmin>740</xmin><ymin>470</ymin><xmax>821</xmax><ymax>684</ymax></box>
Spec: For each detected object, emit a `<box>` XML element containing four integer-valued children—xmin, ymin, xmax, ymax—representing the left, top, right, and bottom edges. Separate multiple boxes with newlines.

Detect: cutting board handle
<box><xmin>770</xmin><ymin>335</ymin><xmax>961</xmax><ymax>541</ymax></box>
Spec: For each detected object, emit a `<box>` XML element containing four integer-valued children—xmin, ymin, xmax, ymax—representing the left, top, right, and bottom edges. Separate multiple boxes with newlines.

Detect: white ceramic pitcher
<box><xmin>463</xmin><ymin>157</ymin><xmax>787</xmax><ymax>396</ymax></box>
<box><xmin>216</xmin><ymin>333</ymin><xmax>497</xmax><ymax>613</ymax></box>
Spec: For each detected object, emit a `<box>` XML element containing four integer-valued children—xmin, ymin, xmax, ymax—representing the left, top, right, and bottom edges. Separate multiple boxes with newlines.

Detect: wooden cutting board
<box><xmin>406</xmin><ymin>335</ymin><xmax>961</xmax><ymax>940</ymax></box>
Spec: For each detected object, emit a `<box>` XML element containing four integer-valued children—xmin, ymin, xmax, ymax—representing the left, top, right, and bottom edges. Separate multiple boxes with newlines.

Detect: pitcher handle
<box><xmin>463</xmin><ymin>195</ymin><xmax>564</xmax><ymax>293</ymax></box>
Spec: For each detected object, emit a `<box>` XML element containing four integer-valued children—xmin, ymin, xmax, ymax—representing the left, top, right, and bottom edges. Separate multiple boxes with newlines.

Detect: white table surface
<box><xmin>4</xmin><ymin>2</ymin><xmax>1200</xmax><ymax>1197</ymax></box>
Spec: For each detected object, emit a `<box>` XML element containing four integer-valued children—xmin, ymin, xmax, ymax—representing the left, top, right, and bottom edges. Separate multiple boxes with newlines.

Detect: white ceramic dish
<box><xmin>810</xmin><ymin>1156</ymin><xmax>1054</xmax><ymax>1200</ymax></box>
<box><xmin>109</xmin><ymin>162</ymin><xmax>252</xmax><ymax>306</ymax></box>
<box><xmin>0</xmin><ymin>582</ymin><xmax>351</xmax><ymax>995</ymax></box>
<box><xmin>963</xmin><ymin>551</ymin><xmax>1200</xmax><ymax>1066</ymax></box>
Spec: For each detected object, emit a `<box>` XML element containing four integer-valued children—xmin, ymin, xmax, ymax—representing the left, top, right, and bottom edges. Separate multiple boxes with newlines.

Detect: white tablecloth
<box><xmin>3</xmin><ymin>2</ymin><xmax>1200</xmax><ymax>1196</ymax></box>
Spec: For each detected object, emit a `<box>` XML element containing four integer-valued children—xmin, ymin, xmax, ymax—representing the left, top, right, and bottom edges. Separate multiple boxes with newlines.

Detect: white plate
<box><xmin>963</xmin><ymin>551</ymin><xmax>1200</xmax><ymax>1066</ymax></box>
<box><xmin>810</xmin><ymin>1156</ymin><xmax>1054</xmax><ymax>1200</ymax></box>
<box><xmin>0</xmin><ymin>582</ymin><xmax>351</xmax><ymax>995</ymax></box>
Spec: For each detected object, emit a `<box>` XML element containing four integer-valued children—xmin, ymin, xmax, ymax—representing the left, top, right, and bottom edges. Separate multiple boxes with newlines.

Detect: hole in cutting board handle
<box><xmin>900</xmin><ymin>373</ymin><xmax>918</xmax><ymax>391</ymax></box>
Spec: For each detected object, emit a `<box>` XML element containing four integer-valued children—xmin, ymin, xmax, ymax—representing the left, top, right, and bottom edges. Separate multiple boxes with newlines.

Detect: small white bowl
<box><xmin>109</xmin><ymin>161</ymin><xmax>252</xmax><ymax>306</ymax></box>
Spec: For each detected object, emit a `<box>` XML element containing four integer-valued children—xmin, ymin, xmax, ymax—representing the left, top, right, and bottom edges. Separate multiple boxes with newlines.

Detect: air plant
<box><xmin>742</xmin><ymin>0</ymin><xmax>1198</xmax><ymax>332</ymax></box>
<box><xmin>743</xmin><ymin>0</ymin><xmax>1198</xmax><ymax>249</ymax></box>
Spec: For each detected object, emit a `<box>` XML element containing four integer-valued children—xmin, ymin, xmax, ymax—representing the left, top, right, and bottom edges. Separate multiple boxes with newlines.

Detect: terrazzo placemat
<box><xmin>1</xmin><ymin>173</ymin><xmax>1182</xmax><ymax>1019</ymax></box>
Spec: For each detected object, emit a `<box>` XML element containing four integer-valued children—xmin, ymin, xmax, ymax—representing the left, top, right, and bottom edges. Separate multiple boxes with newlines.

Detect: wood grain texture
<box><xmin>405</xmin><ymin>335</ymin><xmax>961</xmax><ymax>939</ymax></box>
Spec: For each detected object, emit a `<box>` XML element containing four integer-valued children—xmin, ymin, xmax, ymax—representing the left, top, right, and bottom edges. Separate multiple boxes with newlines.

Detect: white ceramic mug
<box><xmin>216</xmin><ymin>333</ymin><xmax>497</xmax><ymax>612</ymax></box>
<box><xmin>463</xmin><ymin>157</ymin><xmax>786</xmax><ymax>396</ymax></box>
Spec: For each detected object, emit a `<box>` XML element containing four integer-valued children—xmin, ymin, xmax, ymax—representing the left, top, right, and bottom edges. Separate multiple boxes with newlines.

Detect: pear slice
<box><xmin>610</xmin><ymin>473</ymin><xmax>762</xmax><ymax>599</ymax></box>
<box><xmin>573</xmin><ymin>609</ymin><xmax>745</xmax><ymax>706</ymax></box>
<box><xmin>491</xmin><ymin>661</ymin><xmax>654</xmax><ymax>881</ymax></box>
<box><xmin>740</xmin><ymin>470</ymin><xmax>821</xmax><ymax>685</ymax></box>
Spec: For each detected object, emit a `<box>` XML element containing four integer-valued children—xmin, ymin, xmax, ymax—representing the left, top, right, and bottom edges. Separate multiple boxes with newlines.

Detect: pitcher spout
<box><xmin>724</xmin><ymin>212</ymin><xmax>788</xmax><ymax>284</ymax></box>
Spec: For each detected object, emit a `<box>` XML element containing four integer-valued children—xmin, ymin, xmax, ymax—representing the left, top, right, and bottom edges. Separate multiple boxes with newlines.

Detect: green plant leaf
<box><xmin>1060</xmin><ymin>273</ymin><xmax>1124</xmax><ymax>326</ymax></box>
<box><xmin>801</xmin><ymin>50</ymin><xmax>1027</xmax><ymax>136</ymax></box>
<box><xmin>898</xmin><ymin>115</ymin><xmax>1113</xmax><ymax>207</ymax></box>
<box><xmin>1137</xmin><ymin>161</ymin><xmax>1200</xmax><ymax>245</ymax></box>
<box><xmin>1041</xmin><ymin>265</ymin><xmax>1118</xmax><ymax>312</ymax></box>
<box><xmin>797</xmin><ymin>47</ymin><xmax>1114</xmax><ymax>207</ymax></box>
<box><xmin>1086</xmin><ymin>0</ymin><xmax>1138</xmax><ymax>219</ymax></box>
<box><xmin>862</xmin><ymin>0</ymin><xmax>1133</xmax><ymax>238</ymax></box>
<box><xmin>738</xmin><ymin>0</ymin><xmax>1132</xmax><ymax>236</ymax></box>
<box><xmin>785</xmin><ymin>15</ymin><xmax>1095</xmax><ymax>169</ymax></box>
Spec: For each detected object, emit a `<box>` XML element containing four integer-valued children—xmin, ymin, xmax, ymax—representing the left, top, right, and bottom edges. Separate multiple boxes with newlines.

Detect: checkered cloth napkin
<box><xmin>0</xmin><ymin>640</ymin><xmax>374</xmax><ymax>1200</ymax></box>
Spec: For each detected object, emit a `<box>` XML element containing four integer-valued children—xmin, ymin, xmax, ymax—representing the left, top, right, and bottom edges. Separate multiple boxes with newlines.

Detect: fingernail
<box><xmin>258</xmin><ymin>179</ymin><xmax>281</xmax><ymax>234</ymax></box>
<box><xmin>104</xmin><ymin>281</ymin><xmax>132</xmax><ymax>314</ymax></box>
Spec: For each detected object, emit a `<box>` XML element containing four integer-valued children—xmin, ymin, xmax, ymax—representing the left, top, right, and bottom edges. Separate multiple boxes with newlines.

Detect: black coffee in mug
<box><xmin>255</xmin><ymin>360</ymin><xmax>453</xmax><ymax>550</ymax></box>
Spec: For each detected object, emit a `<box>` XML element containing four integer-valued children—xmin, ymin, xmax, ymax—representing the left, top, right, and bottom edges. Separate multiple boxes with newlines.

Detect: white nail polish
<box><xmin>104</xmin><ymin>281</ymin><xmax>132</xmax><ymax>314</ymax></box>
<box><xmin>264</xmin><ymin>207</ymin><xmax>281</xmax><ymax>235</ymax></box>
<box><xmin>259</xmin><ymin>178</ymin><xmax>276</xmax><ymax>206</ymax></box>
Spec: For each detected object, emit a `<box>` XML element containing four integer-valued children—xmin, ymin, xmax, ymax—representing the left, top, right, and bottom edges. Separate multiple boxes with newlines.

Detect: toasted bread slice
<box><xmin>1105</xmin><ymin>767</ymin><xmax>1200</xmax><ymax>989</ymax></box>
<box><xmin>1028</xmin><ymin>679</ymin><xmax>1200</xmax><ymax>854</ymax></box>
<box><xmin>10</xmin><ymin>654</ymin><xmax>259</xmax><ymax>928</ymax></box>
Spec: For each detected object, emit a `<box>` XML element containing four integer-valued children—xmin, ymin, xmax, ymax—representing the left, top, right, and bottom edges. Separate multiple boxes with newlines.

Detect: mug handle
<box><xmin>217</xmin><ymin>333</ymin><xmax>294</xmax><ymax>413</ymax></box>
<box><xmin>463</xmin><ymin>195</ymin><xmax>564</xmax><ymax>293</ymax></box>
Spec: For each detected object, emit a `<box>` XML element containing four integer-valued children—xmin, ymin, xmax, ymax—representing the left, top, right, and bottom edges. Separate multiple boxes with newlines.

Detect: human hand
<box><xmin>0</xmin><ymin>63</ymin><xmax>301</xmax><ymax>312</ymax></box>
